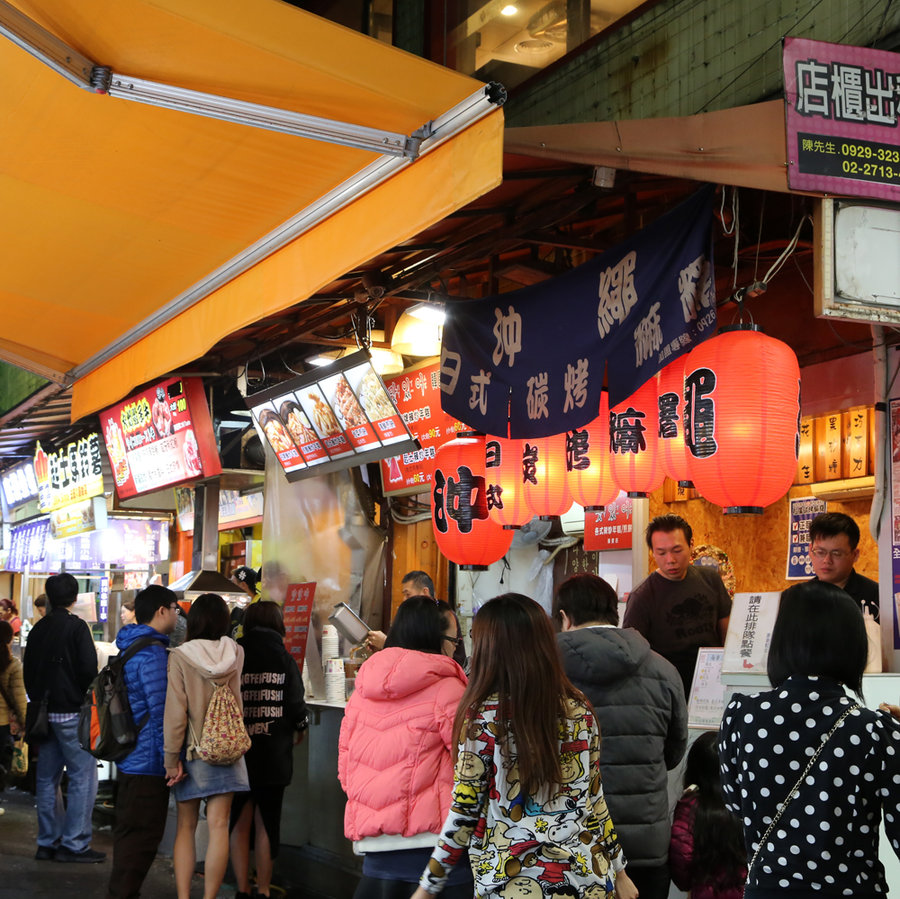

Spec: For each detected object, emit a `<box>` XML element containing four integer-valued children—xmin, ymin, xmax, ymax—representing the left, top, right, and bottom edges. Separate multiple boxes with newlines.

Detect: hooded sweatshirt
<box><xmin>338</xmin><ymin>646</ymin><xmax>466</xmax><ymax>845</ymax></box>
<box><xmin>556</xmin><ymin>626</ymin><xmax>687</xmax><ymax>867</ymax></box>
<box><xmin>163</xmin><ymin>636</ymin><xmax>244</xmax><ymax>768</ymax></box>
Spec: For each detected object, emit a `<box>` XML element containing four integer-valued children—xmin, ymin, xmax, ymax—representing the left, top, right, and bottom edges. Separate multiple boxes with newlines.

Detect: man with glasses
<box><xmin>105</xmin><ymin>584</ymin><xmax>179</xmax><ymax>899</ymax></box>
<box><xmin>808</xmin><ymin>512</ymin><xmax>879</xmax><ymax>620</ymax></box>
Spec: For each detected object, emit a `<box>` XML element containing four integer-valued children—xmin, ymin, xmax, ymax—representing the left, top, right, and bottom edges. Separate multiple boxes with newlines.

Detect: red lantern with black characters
<box><xmin>657</xmin><ymin>357</ymin><xmax>693</xmax><ymax>487</ymax></box>
<box><xmin>522</xmin><ymin>433</ymin><xmax>573</xmax><ymax>519</ymax></box>
<box><xmin>609</xmin><ymin>377</ymin><xmax>664</xmax><ymax>498</ymax></box>
<box><xmin>566</xmin><ymin>392</ymin><xmax>618</xmax><ymax>511</ymax></box>
<box><xmin>432</xmin><ymin>432</ymin><xmax>514</xmax><ymax>569</ymax></box>
<box><xmin>485</xmin><ymin>436</ymin><xmax>532</xmax><ymax>529</ymax></box>
<box><xmin>683</xmin><ymin>325</ymin><xmax>800</xmax><ymax>514</ymax></box>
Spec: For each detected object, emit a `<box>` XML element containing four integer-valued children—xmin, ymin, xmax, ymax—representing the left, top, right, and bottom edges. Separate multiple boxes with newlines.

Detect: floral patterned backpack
<box><xmin>188</xmin><ymin>681</ymin><xmax>251</xmax><ymax>766</ymax></box>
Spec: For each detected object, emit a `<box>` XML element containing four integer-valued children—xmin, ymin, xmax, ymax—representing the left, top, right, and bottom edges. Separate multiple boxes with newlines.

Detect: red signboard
<box><xmin>783</xmin><ymin>37</ymin><xmax>900</xmax><ymax>201</ymax></box>
<box><xmin>283</xmin><ymin>582</ymin><xmax>317</xmax><ymax>669</ymax></box>
<box><xmin>99</xmin><ymin>377</ymin><xmax>222</xmax><ymax>499</ymax></box>
<box><xmin>582</xmin><ymin>492</ymin><xmax>634</xmax><ymax>551</ymax></box>
<box><xmin>379</xmin><ymin>360</ymin><xmax>465</xmax><ymax>496</ymax></box>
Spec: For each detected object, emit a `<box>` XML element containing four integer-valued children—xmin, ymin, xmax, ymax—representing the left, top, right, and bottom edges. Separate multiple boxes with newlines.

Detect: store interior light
<box><xmin>391</xmin><ymin>309</ymin><xmax>443</xmax><ymax>357</ymax></box>
<box><xmin>501</xmin><ymin>4</ymin><xmax>518</xmax><ymax>15</ymax></box>
<box><xmin>407</xmin><ymin>303</ymin><xmax>446</xmax><ymax>325</ymax></box>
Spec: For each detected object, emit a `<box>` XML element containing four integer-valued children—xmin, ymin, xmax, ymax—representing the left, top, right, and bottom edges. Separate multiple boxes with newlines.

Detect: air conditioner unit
<box><xmin>809</xmin><ymin>475</ymin><xmax>875</xmax><ymax>502</ymax></box>
<box><xmin>560</xmin><ymin>501</ymin><xmax>585</xmax><ymax>537</ymax></box>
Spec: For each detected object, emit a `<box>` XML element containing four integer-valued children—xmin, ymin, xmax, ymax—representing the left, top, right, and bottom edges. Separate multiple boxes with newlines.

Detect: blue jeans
<box><xmin>36</xmin><ymin>716</ymin><xmax>99</xmax><ymax>853</ymax></box>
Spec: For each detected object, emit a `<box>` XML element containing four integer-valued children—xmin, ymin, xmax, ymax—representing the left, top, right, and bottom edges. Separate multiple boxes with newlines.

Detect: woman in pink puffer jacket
<box><xmin>338</xmin><ymin>596</ymin><xmax>472</xmax><ymax>899</ymax></box>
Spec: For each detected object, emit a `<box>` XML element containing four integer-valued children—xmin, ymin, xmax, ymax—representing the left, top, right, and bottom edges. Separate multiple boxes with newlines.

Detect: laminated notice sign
<box><xmin>687</xmin><ymin>647</ymin><xmax>726</xmax><ymax>730</ymax></box>
<box><xmin>722</xmin><ymin>592</ymin><xmax>780</xmax><ymax>674</ymax></box>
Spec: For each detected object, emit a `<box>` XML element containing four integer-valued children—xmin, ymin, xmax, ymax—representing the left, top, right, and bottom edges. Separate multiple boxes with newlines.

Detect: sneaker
<box><xmin>54</xmin><ymin>847</ymin><xmax>106</xmax><ymax>863</ymax></box>
<box><xmin>34</xmin><ymin>845</ymin><xmax>56</xmax><ymax>860</ymax></box>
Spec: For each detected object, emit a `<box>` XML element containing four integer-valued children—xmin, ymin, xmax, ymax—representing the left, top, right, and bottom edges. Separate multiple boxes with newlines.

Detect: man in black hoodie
<box><xmin>554</xmin><ymin>574</ymin><xmax>687</xmax><ymax>899</ymax></box>
<box><xmin>23</xmin><ymin>572</ymin><xmax>103</xmax><ymax>863</ymax></box>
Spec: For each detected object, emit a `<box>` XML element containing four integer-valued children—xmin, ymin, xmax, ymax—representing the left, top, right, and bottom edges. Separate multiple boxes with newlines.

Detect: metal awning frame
<box><xmin>0</xmin><ymin>0</ymin><xmax>506</xmax><ymax>388</ymax></box>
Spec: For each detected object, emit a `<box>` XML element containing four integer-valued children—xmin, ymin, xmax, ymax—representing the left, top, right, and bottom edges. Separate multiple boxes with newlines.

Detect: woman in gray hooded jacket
<box><xmin>164</xmin><ymin>593</ymin><xmax>250</xmax><ymax>899</ymax></box>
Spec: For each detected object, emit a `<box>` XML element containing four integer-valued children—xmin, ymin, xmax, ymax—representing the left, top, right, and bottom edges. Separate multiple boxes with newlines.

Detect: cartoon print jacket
<box><xmin>418</xmin><ymin>695</ymin><xmax>626</xmax><ymax>898</ymax></box>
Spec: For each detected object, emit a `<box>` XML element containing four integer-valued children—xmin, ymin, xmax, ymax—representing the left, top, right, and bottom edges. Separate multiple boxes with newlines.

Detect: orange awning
<box><xmin>0</xmin><ymin>1</ymin><xmax>503</xmax><ymax>420</ymax></box>
<box><xmin>505</xmin><ymin>101</ymin><xmax>791</xmax><ymax>193</ymax></box>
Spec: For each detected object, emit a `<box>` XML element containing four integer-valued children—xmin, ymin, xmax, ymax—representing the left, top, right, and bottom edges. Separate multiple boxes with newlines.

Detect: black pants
<box><xmin>0</xmin><ymin>724</ymin><xmax>12</xmax><ymax>790</ymax></box>
<box><xmin>627</xmin><ymin>863</ymin><xmax>671</xmax><ymax>899</ymax></box>
<box><xmin>106</xmin><ymin>773</ymin><xmax>169</xmax><ymax>899</ymax></box>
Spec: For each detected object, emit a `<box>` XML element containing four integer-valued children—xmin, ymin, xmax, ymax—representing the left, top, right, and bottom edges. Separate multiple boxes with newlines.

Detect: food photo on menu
<box><xmin>297</xmin><ymin>388</ymin><xmax>354</xmax><ymax>458</ymax></box>
<box><xmin>277</xmin><ymin>396</ymin><xmax>328</xmax><ymax>465</ymax></box>
<box><xmin>255</xmin><ymin>406</ymin><xmax>306</xmax><ymax>472</ymax></box>
<box><xmin>342</xmin><ymin>362</ymin><xmax>408</xmax><ymax>446</ymax></box>
<box><xmin>318</xmin><ymin>371</ymin><xmax>381</xmax><ymax>451</ymax></box>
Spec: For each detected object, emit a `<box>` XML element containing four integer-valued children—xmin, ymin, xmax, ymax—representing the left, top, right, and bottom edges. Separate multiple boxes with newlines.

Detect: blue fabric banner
<box><xmin>439</xmin><ymin>185</ymin><xmax>717</xmax><ymax>438</ymax></box>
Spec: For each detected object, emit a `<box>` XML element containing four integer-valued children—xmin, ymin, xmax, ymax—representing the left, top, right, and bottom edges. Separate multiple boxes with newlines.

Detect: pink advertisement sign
<box><xmin>783</xmin><ymin>37</ymin><xmax>900</xmax><ymax>200</ymax></box>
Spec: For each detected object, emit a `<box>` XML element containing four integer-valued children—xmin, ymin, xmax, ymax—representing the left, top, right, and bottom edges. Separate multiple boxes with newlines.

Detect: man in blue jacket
<box><xmin>106</xmin><ymin>584</ymin><xmax>178</xmax><ymax>899</ymax></box>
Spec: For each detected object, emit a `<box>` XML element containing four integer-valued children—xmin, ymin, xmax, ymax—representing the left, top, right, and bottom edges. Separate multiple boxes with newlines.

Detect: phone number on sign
<box><xmin>797</xmin><ymin>132</ymin><xmax>900</xmax><ymax>185</ymax></box>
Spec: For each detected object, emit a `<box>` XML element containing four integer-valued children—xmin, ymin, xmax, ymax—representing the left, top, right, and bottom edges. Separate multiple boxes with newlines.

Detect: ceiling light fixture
<box><xmin>391</xmin><ymin>309</ymin><xmax>443</xmax><ymax>358</ymax></box>
<box><xmin>501</xmin><ymin>4</ymin><xmax>518</xmax><ymax>15</ymax></box>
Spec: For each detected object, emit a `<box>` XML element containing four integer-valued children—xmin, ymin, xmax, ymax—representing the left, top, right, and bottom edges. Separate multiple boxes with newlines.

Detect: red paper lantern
<box><xmin>485</xmin><ymin>436</ymin><xmax>532</xmax><ymax>528</ymax></box>
<box><xmin>523</xmin><ymin>433</ymin><xmax>573</xmax><ymax>518</ymax></box>
<box><xmin>432</xmin><ymin>433</ymin><xmax>514</xmax><ymax>569</ymax></box>
<box><xmin>566</xmin><ymin>392</ymin><xmax>618</xmax><ymax>511</ymax></box>
<box><xmin>609</xmin><ymin>378</ymin><xmax>664</xmax><ymax>498</ymax></box>
<box><xmin>657</xmin><ymin>358</ymin><xmax>693</xmax><ymax>486</ymax></box>
<box><xmin>683</xmin><ymin>326</ymin><xmax>800</xmax><ymax>514</ymax></box>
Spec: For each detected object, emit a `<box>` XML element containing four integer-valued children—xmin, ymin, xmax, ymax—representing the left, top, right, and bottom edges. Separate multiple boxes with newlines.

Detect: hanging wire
<box><xmin>753</xmin><ymin>193</ymin><xmax>766</xmax><ymax>282</ymax></box>
<box><xmin>729</xmin><ymin>188</ymin><xmax>740</xmax><ymax>292</ymax></box>
<box><xmin>761</xmin><ymin>214</ymin><xmax>812</xmax><ymax>283</ymax></box>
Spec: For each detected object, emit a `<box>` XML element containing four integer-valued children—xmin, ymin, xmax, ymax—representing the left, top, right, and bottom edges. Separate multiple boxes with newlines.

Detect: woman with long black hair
<box><xmin>669</xmin><ymin>731</ymin><xmax>745</xmax><ymax>898</ymax></box>
<box><xmin>412</xmin><ymin>593</ymin><xmax>636</xmax><ymax>899</ymax></box>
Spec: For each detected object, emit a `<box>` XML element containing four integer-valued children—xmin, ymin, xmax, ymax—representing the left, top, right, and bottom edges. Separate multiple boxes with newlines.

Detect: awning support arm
<box><xmin>0</xmin><ymin>1</ymin><xmax>427</xmax><ymax>159</ymax></box>
<box><xmin>0</xmin><ymin>0</ymin><xmax>94</xmax><ymax>89</ymax></box>
<box><xmin>67</xmin><ymin>82</ymin><xmax>505</xmax><ymax>384</ymax></box>
<box><xmin>94</xmin><ymin>68</ymin><xmax>421</xmax><ymax>159</ymax></box>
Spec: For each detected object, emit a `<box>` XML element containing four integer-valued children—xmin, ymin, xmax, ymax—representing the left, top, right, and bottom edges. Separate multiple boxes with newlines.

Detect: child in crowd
<box><xmin>669</xmin><ymin>731</ymin><xmax>745</xmax><ymax>899</ymax></box>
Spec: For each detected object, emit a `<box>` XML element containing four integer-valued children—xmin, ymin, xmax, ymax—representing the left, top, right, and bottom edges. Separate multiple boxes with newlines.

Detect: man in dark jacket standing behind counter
<box><xmin>554</xmin><ymin>574</ymin><xmax>688</xmax><ymax>899</ymax></box>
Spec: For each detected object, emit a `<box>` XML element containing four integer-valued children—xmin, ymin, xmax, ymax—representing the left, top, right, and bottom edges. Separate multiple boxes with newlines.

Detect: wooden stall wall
<box><xmin>649</xmin><ymin>485</ymin><xmax>876</xmax><ymax>594</ymax></box>
<box><xmin>390</xmin><ymin>517</ymin><xmax>450</xmax><ymax>618</ymax></box>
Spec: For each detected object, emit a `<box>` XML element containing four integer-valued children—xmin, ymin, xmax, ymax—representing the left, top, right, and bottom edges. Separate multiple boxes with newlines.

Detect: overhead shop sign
<box><xmin>440</xmin><ymin>186</ymin><xmax>716</xmax><ymax>438</ymax></box>
<box><xmin>99</xmin><ymin>377</ymin><xmax>222</xmax><ymax>499</ymax></box>
<box><xmin>1</xmin><ymin>460</ymin><xmax>39</xmax><ymax>510</ymax></box>
<box><xmin>783</xmin><ymin>37</ymin><xmax>900</xmax><ymax>201</ymax></box>
<box><xmin>379</xmin><ymin>360</ymin><xmax>466</xmax><ymax>497</ymax></box>
<box><xmin>247</xmin><ymin>351</ymin><xmax>418</xmax><ymax>482</ymax></box>
<box><xmin>34</xmin><ymin>433</ymin><xmax>105</xmax><ymax>513</ymax></box>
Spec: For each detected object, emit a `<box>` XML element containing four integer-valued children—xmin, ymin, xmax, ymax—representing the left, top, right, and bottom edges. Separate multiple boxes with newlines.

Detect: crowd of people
<box><xmin>4</xmin><ymin>573</ymin><xmax>307</xmax><ymax>899</ymax></box>
<box><xmin>1</xmin><ymin>509</ymin><xmax>899</xmax><ymax>899</ymax></box>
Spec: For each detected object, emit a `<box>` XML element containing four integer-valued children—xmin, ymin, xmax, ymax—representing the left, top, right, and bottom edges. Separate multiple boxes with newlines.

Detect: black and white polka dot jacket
<box><xmin>719</xmin><ymin>675</ymin><xmax>900</xmax><ymax>897</ymax></box>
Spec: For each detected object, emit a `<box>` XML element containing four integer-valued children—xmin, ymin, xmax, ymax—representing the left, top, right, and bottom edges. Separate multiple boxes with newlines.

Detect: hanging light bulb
<box><xmin>485</xmin><ymin>436</ymin><xmax>532</xmax><ymax>528</ymax></box>
<box><xmin>522</xmin><ymin>433</ymin><xmax>573</xmax><ymax>518</ymax></box>
<box><xmin>566</xmin><ymin>391</ymin><xmax>617</xmax><ymax>510</ymax></box>
<box><xmin>432</xmin><ymin>433</ymin><xmax>514</xmax><ymax>569</ymax></box>
<box><xmin>657</xmin><ymin>357</ymin><xmax>693</xmax><ymax>487</ymax></box>
<box><xmin>609</xmin><ymin>378</ymin><xmax>664</xmax><ymax>498</ymax></box>
<box><xmin>684</xmin><ymin>326</ymin><xmax>799</xmax><ymax>514</ymax></box>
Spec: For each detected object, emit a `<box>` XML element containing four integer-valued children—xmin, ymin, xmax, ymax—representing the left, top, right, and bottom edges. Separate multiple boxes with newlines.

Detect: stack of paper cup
<box><xmin>324</xmin><ymin>657</ymin><xmax>346</xmax><ymax>703</ymax></box>
<box><xmin>321</xmin><ymin>625</ymin><xmax>340</xmax><ymax>662</ymax></box>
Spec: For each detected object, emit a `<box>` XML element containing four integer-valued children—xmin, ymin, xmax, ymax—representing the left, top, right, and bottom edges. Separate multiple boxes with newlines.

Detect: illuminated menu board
<box><xmin>99</xmin><ymin>377</ymin><xmax>222</xmax><ymax>499</ymax></box>
<box><xmin>246</xmin><ymin>351</ymin><xmax>417</xmax><ymax>483</ymax></box>
<box><xmin>1</xmin><ymin>460</ymin><xmax>39</xmax><ymax>509</ymax></box>
<box><xmin>379</xmin><ymin>360</ymin><xmax>465</xmax><ymax>497</ymax></box>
